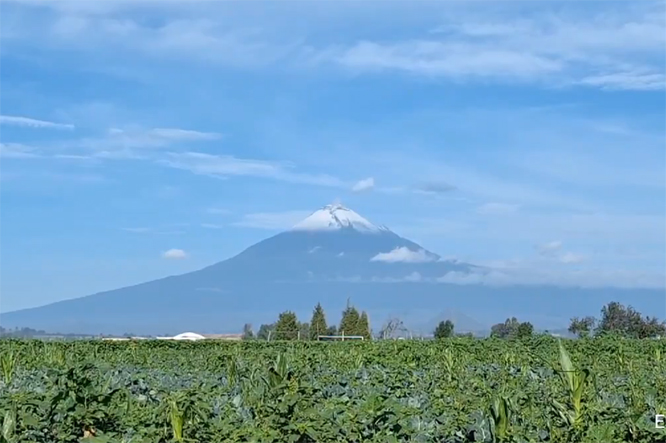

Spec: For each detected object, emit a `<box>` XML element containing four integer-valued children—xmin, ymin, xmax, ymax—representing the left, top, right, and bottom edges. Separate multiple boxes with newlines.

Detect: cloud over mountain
<box><xmin>371</xmin><ymin>247</ymin><xmax>438</xmax><ymax>263</ymax></box>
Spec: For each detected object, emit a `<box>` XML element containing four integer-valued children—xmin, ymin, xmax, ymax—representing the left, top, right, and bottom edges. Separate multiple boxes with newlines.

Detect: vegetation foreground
<box><xmin>0</xmin><ymin>338</ymin><xmax>665</xmax><ymax>443</ymax></box>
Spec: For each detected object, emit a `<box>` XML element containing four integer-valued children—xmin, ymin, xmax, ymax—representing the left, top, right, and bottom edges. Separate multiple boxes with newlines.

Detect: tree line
<box><xmin>244</xmin><ymin>301</ymin><xmax>372</xmax><ymax>341</ymax></box>
<box><xmin>245</xmin><ymin>300</ymin><xmax>665</xmax><ymax>341</ymax></box>
<box><xmin>568</xmin><ymin>301</ymin><xmax>665</xmax><ymax>339</ymax></box>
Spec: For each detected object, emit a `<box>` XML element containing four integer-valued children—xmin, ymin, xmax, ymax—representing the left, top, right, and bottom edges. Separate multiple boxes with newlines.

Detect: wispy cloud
<box><xmin>146</xmin><ymin>128</ymin><xmax>221</xmax><ymax>141</ymax></box>
<box><xmin>438</xmin><ymin>267</ymin><xmax>664</xmax><ymax>289</ymax></box>
<box><xmin>0</xmin><ymin>143</ymin><xmax>41</xmax><ymax>159</ymax></box>
<box><xmin>121</xmin><ymin>226</ymin><xmax>188</xmax><ymax>235</ymax></box>
<box><xmin>536</xmin><ymin>240</ymin><xmax>563</xmax><ymax>256</ymax></box>
<box><xmin>414</xmin><ymin>181</ymin><xmax>457</xmax><ymax>195</ymax></box>
<box><xmin>122</xmin><ymin>227</ymin><xmax>152</xmax><ymax>234</ymax></box>
<box><xmin>2</xmin><ymin>5</ymin><xmax>301</xmax><ymax>69</ymax></box>
<box><xmin>0</xmin><ymin>115</ymin><xmax>75</xmax><ymax>130</ymax></box>
<box><xmin>232</xmin><ymin>210</ymin><xmax>312</xmax><ymax>230</ymax></box>
<box><xmin>200</xmin><ymin>223</ymin><xmax>224</xmax><ymax>229</ymax></box>
<box><xmin>328</xmin><ymin>5</ymin><xmax>666</xmax><ymax>90</ymax></box>
<box><xmin>4</xmin><ymin>2</ymin><xmax>663</xmax><ymax>91</ymax></box>
<box><xmin>161</xmin><ymin>152</ymin><xmax>344</xmax><ymax>187</ymax></box>
<box><xmin>351</xmin><ymin>177</ymin><xmax>374</xmax><ymax>193</ymax></box>
<box><xmin>0</xmin><ymin>125</ymin><xmax>222</xmax><ymax>164</ymax></box>
<box><xmin>559</xmin><ymin>252</ymin><xmax>586</xmax><ymax>264</ymax></box>
<box><xmin>334</xmin><ymin>40</ymin><xmax>562</xmax><ymax>80</ymax></box>
<box><xmin>577</xmin><ymin>71</ymin><xmax>666</xmax><ymax>91</ymax></box>
<box><xmin>78</xmin><ymin>127</ymin><xmax>221</xmax><ymax>154</ymax></box>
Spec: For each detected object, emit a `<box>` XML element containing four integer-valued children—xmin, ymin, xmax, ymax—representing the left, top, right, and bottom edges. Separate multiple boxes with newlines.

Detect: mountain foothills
<box><xmin>1</xmin><ymin>204</ymin><xmax>664</xmax><ymax>335</ymax></box>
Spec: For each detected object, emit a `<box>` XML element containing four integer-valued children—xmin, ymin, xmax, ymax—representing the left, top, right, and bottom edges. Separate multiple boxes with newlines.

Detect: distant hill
<box><xmin>2</xmin><ymin>204</ymin><xmax>663</xmax><ymax>335</ymax></box>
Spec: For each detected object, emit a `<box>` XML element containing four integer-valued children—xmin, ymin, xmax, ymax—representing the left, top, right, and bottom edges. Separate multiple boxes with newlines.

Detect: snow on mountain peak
<box><xmin>291</xmin><ymin>203</ymin><xmax>390</xmax><ymax>233</ymax></box>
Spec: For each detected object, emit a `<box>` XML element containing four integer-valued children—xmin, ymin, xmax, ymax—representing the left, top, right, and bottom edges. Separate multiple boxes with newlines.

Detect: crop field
<box><xmin>0</xmin><ymin>337</ymin><xmax>665</xmax><ymax>443</ymax></box>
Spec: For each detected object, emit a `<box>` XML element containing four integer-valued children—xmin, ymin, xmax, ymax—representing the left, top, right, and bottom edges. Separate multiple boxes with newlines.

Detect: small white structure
<box><xmin>157</xmin><ymin>332</ymin><xmax>206</xmax><ymax>341</ymax></box>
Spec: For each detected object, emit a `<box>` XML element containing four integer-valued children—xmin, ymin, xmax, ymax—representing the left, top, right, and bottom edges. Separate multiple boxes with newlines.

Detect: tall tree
<box><xmin>596</xmin><ymin>302</ymin><xmax>666</xmax><ymax>338</ymax></box>
<box><xmin>339</xmin><ymin>305</ymin><xmax>361</xmax><ymax>336</ymax></box>
<box><xmin>242</xmin><ymin>323</ymin><xmax>254</xmax><ymax>340</ymax></box>
<box><xmin>490</xmin><ymin>317</ymin><xmax>520</xmax><ymax>338</ymax></box>
<box><xmin>434</xmin><ymin>320</ymin><xmax>454</xmax><ymax>339</ymax></box>
<box><xmin>568</xmin><ymin>316</ymin><xmax>596</xmax><ymax>338</ymax></box>
<box><xmin>275</xmin><ymin>311</ymin><xmax>300</xmax><ymax>340</ymax></box>
<box><xmin>309</xmin><ymin>303</ymin><xmax>328</xmax><ymax>340</ymax></box>
<box><xmin>357</xmin><ymin>311</ymin><xmax>372</xmax><ymax>340</ymax></box>
<box><xmin>257</xmin><ymin>323</ymin><xmax>275</xmax><ymax>341</ymax></box>
<box><xmin>516</xmin><ymin>322</ymin><xmax>534</xmax><ymax>339</ymax></box>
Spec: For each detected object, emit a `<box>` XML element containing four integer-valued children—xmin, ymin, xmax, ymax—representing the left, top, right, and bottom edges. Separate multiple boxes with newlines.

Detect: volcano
<box><xmin>1</xmin><ymin>204</ymin><xmax>662</xmax><ymax>335</ymax></box>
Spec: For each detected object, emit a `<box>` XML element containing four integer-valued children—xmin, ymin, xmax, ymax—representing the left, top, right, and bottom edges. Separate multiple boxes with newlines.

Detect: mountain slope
<box><xmin>1</xmin><ymin>203</ymin><xmax>663</xmax><ymax>335</ymax></box>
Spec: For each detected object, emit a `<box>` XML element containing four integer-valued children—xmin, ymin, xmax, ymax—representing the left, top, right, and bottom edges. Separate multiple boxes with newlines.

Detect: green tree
<box><xmin>309</xmin><ymin>303</ymin><xmax>328</xmax><ymax>340</ymax></box>
<box><xmin>516</xmin><ymin>322</ymin><xmax>533</xmax><ymax>339</ymax></box>
<box><xmin>257</xmin><ymin>323</ymin><xmax>275</xmax><ymax>341</ymax></box>
<box><xmin>357</xmin><ymin>311</ymin><xmax>371</xmax><ymax>340</ymax></box>
<box><xmin>596</xmin><ymin>302</ymin><xmax>666</xmax><ymax>338</ymax></box>
<box><xmin>568</xmin><ymin>316</ymin><xmax>596</xmax><ymax>338</ymax></box>
<box><xmin>339</xmin><ymin>304</ymin><xmax>361</xmax><ymax>337</ymax></box>
<box><xmin>275</xmin><ymin>311</ymin><xmax>300</xmax><ymax>340</ymax></box>
<box><xmin>490</xmin><ymin>317</ymin><xmax>520</xmax><ymax>339</ymax></box>
<box><xmin>242</xmin><ymin>323</ymin><xmax>254</xmax><ymax>340</ymax></box>
<box><xmin>434</xmin><ymin>320</ymin><xmax>454</xmax><ymax>339</ymax></box>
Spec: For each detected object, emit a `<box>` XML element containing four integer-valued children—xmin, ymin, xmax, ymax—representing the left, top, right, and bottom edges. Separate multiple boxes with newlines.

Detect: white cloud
<box><xmin>161</xmin><ymin>152</ymin><xmax>344</xmax><ymax>187</ymax></box>
<box><xmin>335</xmin><ymin>40</ymin><xmax>562</xmax><ymax>80</ymax></box>
<box><xmin>5</xmin><ymin>2</ymin><xmax>662</xmax><ymax>91</ymax></box>
<box><xmin>0</xmin><ymin>115</ymin><xmax>74</xmax><ymax>130</ymax></box>
<box><xmin>4</xmin><ymin>6</ymin><xmax>300</xmax><ymax>69</ymax></box>
<box><xmin>371</xmin><ymin>247</ymin><xmax>437</xmax><ymax>263</ymax></box>
<box><xmin>161</xmin><ymin>152</ymin><xmax>283</xmax><ymax>177</ymax></box>
<box><xmin>147</xmin><ymin>128</ymin><xmax>221</xmax><ymax>141</ymax></box>
<box><xmin>351</xmin><ymin>177</ymin><xmax>375</xmax><ymax>193</ymax></box>
<box><xmin>162</xmin><ymin>248</ymin><xmax>188</xmax><ymax>259</ymax></box>
<box><xmin>326</xmin><ymin>6</ymin><xmax>665</xmax><ymax>90</ymax></box>
<box><xmin>476</xmin><ymin>202</ymin><xmax>520</xmax><ymax>215</ymax></box>
<box><xmin>577</xmin><ymin>71</ymin><xmax>666</xmax><ymax>91</ymax></box>
<box><xmin>232</xmin><ymin>210</ymin><xmax>312</xmax><ymax>230</ymax></box>
<box><xmin>559</xmin><ymin>252</ymin><xmax>586</xmax><ymax>264</ymax></box>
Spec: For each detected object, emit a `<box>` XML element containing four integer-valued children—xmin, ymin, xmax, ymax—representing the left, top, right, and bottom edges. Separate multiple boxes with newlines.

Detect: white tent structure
<box><xmin>156</xmin><ymin>332</ymin><xmax>206</xmax><ymax>341</ymax></box>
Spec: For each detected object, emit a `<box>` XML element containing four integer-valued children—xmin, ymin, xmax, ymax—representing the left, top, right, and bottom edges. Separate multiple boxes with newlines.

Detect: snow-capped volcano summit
<box><xmin>292</xmin><ymin>203</ymin><xmax>390</xmax><ymax>233</ymax></box>
<box><xmin>2</xmin><ymin>200</ymin><xmax>659</xmax><ymax>337</ymax></box>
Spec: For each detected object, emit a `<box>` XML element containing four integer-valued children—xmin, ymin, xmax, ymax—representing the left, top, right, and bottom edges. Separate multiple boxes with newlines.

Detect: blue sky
<box><xmin>1</xmin><ymin>0</ymin><xmax>664</xmax><ymax>312</ymax></box>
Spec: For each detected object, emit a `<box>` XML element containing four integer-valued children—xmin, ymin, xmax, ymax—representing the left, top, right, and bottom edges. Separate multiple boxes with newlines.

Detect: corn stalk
<box><xmin>552</xmin><ymin>340</ymin><xmax>590</xmax><ymax>433</ymax></box>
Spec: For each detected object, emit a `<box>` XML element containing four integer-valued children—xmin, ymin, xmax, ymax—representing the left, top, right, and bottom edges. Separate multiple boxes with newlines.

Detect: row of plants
<box><xmin>0</xmin><ymin>337</ymin><xmax>665</xmax><ymax>443</ymax></box>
